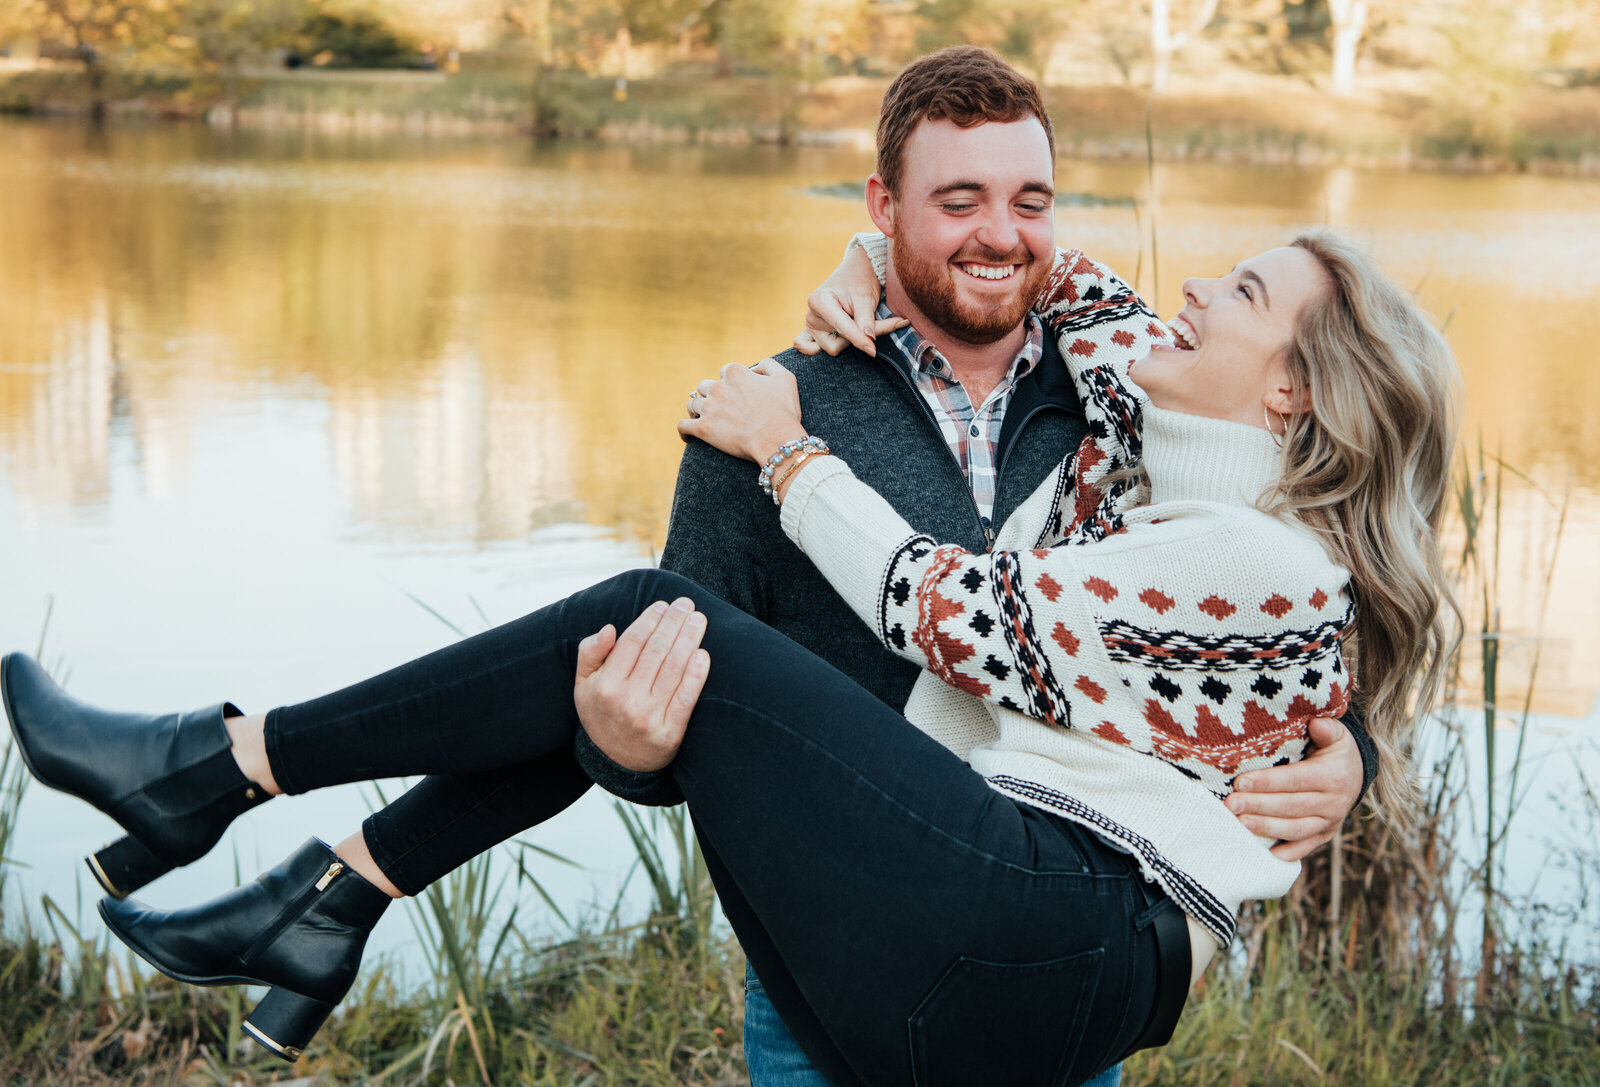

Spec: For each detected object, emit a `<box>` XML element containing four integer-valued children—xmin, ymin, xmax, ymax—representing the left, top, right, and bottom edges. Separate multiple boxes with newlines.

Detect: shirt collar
<box><xmin>876</xmin><ymin>302</ymin><xmax>1045</xmax><ymax>387</ymax></box>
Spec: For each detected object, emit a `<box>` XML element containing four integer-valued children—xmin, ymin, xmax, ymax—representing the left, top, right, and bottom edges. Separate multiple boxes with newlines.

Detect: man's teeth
<box><xmin>960</xmin><ymin>264</ymin><xmax>1016</xmax><ymax>281</ymax></box>
<box><xmin>1167</xmin><ymin>318</ymin><xmax>1198</xmax><ymax>349</ymax></box>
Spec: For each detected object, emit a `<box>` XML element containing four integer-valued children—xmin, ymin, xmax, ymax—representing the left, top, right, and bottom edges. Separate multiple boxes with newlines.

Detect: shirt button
<box><xmin>969</xmin><ymin>425</ymin><xmax>979</xmax><ymax>437</ymax></box>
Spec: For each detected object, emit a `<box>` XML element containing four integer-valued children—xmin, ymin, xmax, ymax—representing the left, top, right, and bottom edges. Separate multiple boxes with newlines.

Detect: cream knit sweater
<box><xmin>780</xmin><ymin>242</ymin><xmax>1353</xmax><ymax>946</ymax></box>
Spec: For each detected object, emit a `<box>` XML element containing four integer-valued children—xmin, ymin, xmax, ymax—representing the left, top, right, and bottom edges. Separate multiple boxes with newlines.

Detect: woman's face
<box><xmin>1129</xmin><ymin>246</ymin><xmax>1330</xmax><ymax>427</ymax></box>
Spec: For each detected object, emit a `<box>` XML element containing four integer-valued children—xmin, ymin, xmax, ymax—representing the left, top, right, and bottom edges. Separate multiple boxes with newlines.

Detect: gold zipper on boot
<box><xmin>241</xmin><ymin>860</ymin><xmax>348</xmax><ymax>963</ymax></box>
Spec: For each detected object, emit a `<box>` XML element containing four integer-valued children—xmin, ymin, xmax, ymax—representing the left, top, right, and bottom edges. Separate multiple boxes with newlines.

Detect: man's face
<box><xmin>872</xmin><ymin>117</ymin><xmax>1056</xmax><ymax>346</ymax></box>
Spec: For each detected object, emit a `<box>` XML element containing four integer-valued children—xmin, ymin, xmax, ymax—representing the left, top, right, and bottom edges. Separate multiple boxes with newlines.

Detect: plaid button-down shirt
<box><xmin>876</xmin><ymin>302</ymin><xmax>1046</xmax><ymax>533</ymax></box>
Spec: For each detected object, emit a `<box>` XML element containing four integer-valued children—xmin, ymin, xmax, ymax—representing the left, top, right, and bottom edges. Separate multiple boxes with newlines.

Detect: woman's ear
<box><xmin>865</xmin><ymin>174</ymin><xmax>896</xmax><ymax>237</ymax></box>
<box><xmin>1264</xmin><ymin>386</ymin><xmax>1298</xmax><ymax>417</ymax></box>
<box><xmin>1264</xmin><ymin>359</ymin><xmax>1310</xmax><ymax>418</ymax></box>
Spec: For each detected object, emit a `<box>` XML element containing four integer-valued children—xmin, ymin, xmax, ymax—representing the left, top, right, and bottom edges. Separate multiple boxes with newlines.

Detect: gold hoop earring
<box><xmin>1264</xmin><ymin>404</ymin><xmax>1285</xmax><ymax>450</ymax></box>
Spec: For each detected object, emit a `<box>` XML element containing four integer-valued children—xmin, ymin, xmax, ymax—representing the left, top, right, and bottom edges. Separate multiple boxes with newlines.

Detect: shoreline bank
<box><xmin>5</xmin><ymin>69</ymin><xmax>1600</xmax><ymax>177</ymax></box>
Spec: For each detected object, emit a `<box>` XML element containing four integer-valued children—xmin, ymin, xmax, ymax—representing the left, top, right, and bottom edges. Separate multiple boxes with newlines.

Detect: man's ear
<box><xmin>865</xmin><ymin>174</ymin><xmax>896</xmax><ymax>237</ymax></box>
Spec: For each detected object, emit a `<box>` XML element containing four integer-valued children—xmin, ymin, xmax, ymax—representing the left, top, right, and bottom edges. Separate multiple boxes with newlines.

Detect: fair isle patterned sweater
<box><xmin>783</xmin><ymin>239</ymin><xmax>1353</xmax><ymax>946</ymax></box>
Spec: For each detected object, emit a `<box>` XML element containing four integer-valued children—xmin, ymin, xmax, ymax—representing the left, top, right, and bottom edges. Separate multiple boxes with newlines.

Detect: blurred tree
<box><xmin>792</xmin><ymin>0</ymin><xmax>874</xmax><ymax>79</ymax></box>
<box><xmin>913</xmin><ymin>0</ymin><xmax>1075</xmax><ymax>81</ymax></box>
<box><xmin>1435</xmin><ymin>2</ymin><xmax>1531</xmax><ymax>156</ymax></box>
<box><xmin>16</xmin><ymin>0</ymin><xmax>172</xmax><ymax>121</ymax></box>
<box><xmin>505</xmin><ymin>0</ymin><xmax>718</xmax><ymax>74</ymax></box>
<box><xmin>620</xmin><ymin>0</ymin><xmax>700</xmax><ymax>46</ymax></box>
<box><xmin>549</xmin><ymin>0</ymin><xmax>619</xmax><ymax>72</ymax></box>
<box><xmin>1326</xmin><ymin>0</ymin><xmax>1366</xmax><ymax>96</ymax></box>
<box><xmin>1526</xmin><ymin>0</ymin><xmax>1595</xmax><ymax>67</ymax></box>
<box><xmin>173</xmin><ymin>0</ymin><xmax>306</xmax><ymax>112</ymax></box>
<box><xmin>1148</xmin><ymin>0</ymin><xmax>1220</xmax><ymax>92</ymax></box>
<box><xmin>704</xmin><ymin>0</ymin><xmax>790</xmax><ymax>75</ymax></box>
<box><xmin>501</xmin><ymin>0</ymin><xmax>554</xmax><ymax>66</ymax></box>
<box><xmin>294</xmin><ymin>7</ymin><xmax>418</xmax><ymax>66</ymax></box>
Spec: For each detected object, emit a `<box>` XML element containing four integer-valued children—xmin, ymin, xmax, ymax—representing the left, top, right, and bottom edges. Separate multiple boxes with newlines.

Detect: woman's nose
<box><xmin>1182</xmin><ymin>277</ymin><xmax>1209</xmax><ymax>306</ymax></box>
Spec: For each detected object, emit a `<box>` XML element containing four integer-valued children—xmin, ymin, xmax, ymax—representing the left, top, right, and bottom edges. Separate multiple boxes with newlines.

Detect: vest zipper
<box><xmin>991</xmin><ymin>399</ymin><xmax>1061</xmax><ymax>523</ymax></box>
<box><xmin>883</xmin><ymin>361</ymin><xmax>995</xmax><ymax>550</ymax></box>
<box><xmin>240</xmin><ymin>860</ymin><xmax>346</xmax><ymax>964</ymax></box>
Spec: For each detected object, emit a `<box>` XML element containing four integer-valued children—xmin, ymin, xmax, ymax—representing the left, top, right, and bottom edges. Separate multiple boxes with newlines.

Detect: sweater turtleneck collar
<box><xmin>1140</xmin><ymin>402</ymin><xmax>1285</xmax><ymax>508</ymax></box>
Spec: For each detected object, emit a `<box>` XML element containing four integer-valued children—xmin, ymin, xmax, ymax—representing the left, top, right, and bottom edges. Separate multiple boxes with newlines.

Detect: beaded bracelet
<box><xmin>771</xmin><ymin>448</ymin><xmax>824</xmax><ymax>504</ymax></box>
<box><xmin>758</xmin><ymin>435</ymin><xmax>829</xmax><ymax>497</ymax></box>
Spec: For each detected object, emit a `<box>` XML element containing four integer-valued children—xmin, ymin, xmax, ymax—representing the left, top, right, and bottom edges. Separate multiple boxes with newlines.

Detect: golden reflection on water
<box><xmin>1</xmin><ymin>121</ymin><xmax>1596</xmax><ymax>711</ymax></box>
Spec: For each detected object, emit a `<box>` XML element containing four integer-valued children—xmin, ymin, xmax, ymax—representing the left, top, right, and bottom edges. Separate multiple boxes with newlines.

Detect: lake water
<box><xmin>1</xmin><ymin>120</ymin><xmax>1596</xmax><ymax>974</ymax></box>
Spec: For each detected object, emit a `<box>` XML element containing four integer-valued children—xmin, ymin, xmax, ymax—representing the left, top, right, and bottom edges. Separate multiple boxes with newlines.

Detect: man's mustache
<box><xmin>950</xmin><ymin>246</ymin><xmax>1033</xmax><ymax>266</ymax></box>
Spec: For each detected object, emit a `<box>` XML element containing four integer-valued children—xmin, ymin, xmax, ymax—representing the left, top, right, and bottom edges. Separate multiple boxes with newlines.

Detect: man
<box><xmin>654</xmin><ymin>46</ymin><xmax>1371</xmax><ymax>1086</ymax></box>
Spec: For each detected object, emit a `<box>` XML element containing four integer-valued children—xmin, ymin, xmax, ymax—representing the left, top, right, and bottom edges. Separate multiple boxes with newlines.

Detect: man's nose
<box><xmin>972</xmin><ymin>206</ymin><xmax>1021</xmax><ymax>255</ymax></box>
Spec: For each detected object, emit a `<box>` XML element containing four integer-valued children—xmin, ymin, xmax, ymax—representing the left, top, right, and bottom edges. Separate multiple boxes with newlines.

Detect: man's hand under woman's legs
<box><xmin>573</xmin><ymin>596</ymin><xmax>710</xmax><ymax>773</ymax></box>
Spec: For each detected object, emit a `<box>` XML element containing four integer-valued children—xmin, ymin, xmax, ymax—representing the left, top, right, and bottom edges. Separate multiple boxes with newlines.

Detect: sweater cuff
<box><xmin>848</xmin><ymin>232</ymin><xmax>890</xmax><ymax>285</ymax></box>
<box><xmin>572</xmin><ymin>726</ymin><xmax>685</xmax><ymax>807</ymax></box>
<box><xmin>1342</xmin><ymin>706</ymin><xmax>1378</xmax><ymax>805</ymax></box>
<box><xmin>778</xmin><ymin>455</ymin><xmax>855</xmax><ymax>547</ymax></box>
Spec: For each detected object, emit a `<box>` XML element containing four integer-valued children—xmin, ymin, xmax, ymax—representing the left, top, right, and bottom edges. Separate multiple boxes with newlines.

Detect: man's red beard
<box><xmin>892</xmin><ymin>235</ymin><xmax>1051</xmax><ymax>345</ymax></box>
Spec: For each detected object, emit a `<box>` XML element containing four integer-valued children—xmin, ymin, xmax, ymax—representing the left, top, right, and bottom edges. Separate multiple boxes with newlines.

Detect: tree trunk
<box><xmin>1151</xmin><ymin>46</ymin><xmax>1173</xmax><ymax>94</ymax></box>
<box><xmin>1148</xmin><ymin>0</ymin><xmax>1220</xmax><ymax>95</ymax></box>
<box><xmin>1150</xmin><ymin>0</ymin><xmax>1172</xmax><ymax>94</ymax></box>
<box><xmin>86</xmin><ymin>60</ymin><xmax>106</xmax><ymax>125</ymax></box>
<box><xmin>1328</xmin><ymin>0</ymin><xmax>1368</xmax><ymax>98</ymax></box>
<box><xmin>224</xmin><ymin>68</ymin><xmax>240</xmax><ymax>128</ymax></box>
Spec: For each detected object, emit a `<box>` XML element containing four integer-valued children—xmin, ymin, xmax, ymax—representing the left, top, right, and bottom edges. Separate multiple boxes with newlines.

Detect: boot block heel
<box><xmin>243</xmin><ymin>986</ymin><xmax>337</xmax><ymax>1062</ymax></box>
<box><xmin>88</xmin><ymin>836</ymin><xmax>171</xmax><ymax>899</ymax></box>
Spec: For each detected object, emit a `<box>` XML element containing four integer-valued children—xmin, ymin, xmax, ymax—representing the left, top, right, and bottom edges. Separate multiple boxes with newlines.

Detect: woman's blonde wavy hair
<box><xmin>1270</xmin><ymin>229</ymin><xmax>1461</xmax><ymax>824</ymax></box>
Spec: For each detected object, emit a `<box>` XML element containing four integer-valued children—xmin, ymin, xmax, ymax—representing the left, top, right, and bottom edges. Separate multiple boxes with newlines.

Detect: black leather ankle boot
<box><xmin>99</xmin><ymin>837</ymin><xmax>391</xmax><ymax>1062</ymax></box>
<box><xmin>0</xmin><ymin>652</ymin><xmax>271</xmax><ymax>898</ymax></box>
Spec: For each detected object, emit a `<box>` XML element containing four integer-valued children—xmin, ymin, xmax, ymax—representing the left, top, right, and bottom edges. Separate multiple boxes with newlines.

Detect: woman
<box><xmin>1</xmin><ymin>231</ymin><xmax>1456</xmax><ymax>1086</ymax></box>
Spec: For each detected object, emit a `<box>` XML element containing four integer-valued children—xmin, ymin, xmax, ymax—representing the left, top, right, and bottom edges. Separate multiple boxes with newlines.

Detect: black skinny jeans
<box><xmin>264</xmin><ymin>569</ymin><xmax>1169</xmax><ymax>1087</ymax></box>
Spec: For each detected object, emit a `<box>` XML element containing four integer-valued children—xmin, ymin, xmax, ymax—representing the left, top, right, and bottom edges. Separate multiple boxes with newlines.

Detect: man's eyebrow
<box><xmin>928</xmin><ymin>180</ymin><xmax>1055</xmax><ymax>198</ymax></box>
<box><xmin>929</xmin><ymin>180</ymin><xmax>988</xmax><ymax>197</ymax></box>
<box><xmin>1241</xmin><ymin>269</ymin><xmax>1271</xmax><ymax>309</ymax></box>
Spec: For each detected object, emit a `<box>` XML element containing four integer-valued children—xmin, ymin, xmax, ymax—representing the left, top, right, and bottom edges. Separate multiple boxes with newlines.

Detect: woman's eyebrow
<box><xmin>1242</xmin><ymin>269</ymin><xmax>1270</xmax><ymax>309</ymax></box>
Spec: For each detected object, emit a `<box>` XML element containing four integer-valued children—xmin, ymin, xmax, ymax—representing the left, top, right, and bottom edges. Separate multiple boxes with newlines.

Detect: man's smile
<box><xmin>956</xmin><ymin>262</ymin><xmax>1022</xmax><ymax>281</ymax></box>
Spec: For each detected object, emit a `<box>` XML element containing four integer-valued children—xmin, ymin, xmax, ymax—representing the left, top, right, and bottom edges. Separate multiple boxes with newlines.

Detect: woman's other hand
<box><xmin>678</xmin><ymin>358</ymin><xmax>808</xmax><ymax>463</ymax></box>
<box><xmin>795</xmin><ymin>245</ymin><xmax>907</xmax><ymax>357</ymax></box>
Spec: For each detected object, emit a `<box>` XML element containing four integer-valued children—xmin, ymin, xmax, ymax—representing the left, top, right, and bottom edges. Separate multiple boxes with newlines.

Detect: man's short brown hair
<box><xmin>875</xmin><ymin>46</ymin><xmax>1055</xmax><ymax>197</ymax></box>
